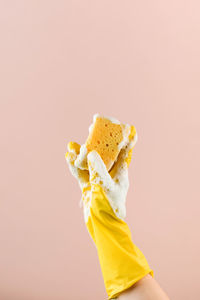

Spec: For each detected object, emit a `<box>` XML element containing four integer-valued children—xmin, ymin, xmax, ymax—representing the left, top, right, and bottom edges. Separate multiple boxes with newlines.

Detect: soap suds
<box><xmin>84</xmin><ymin>150</ymin><xmax>130</xmax><ymax>222</ymax></box>
<box><xmin>117</xmin><ymin>124</ymin><xmax>131</xmax><ymax>150</ymax></box>
<box><xmin>66</xmin><ymin>151</ymin><xmax>89</xmax><ymax>190</ymax></box>
<box><xmin>74</xmin><ymin>144</ymin><xmax>88</xmax><ymax>170</ymax></box>
<box><xmin>93</xmin><ymin>113</ymin><xmax>121</xmax><ymax>125</ymax></box>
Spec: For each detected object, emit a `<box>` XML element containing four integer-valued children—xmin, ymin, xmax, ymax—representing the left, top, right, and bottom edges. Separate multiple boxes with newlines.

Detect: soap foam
<box><xmin>74</xmin><ymin>144</ymin><xmax>88</xmax><ymax>170</ymax></box>
<box><xmin>83</xmin><ymin>150</ymin><xmax>129</xmax><ymax>222</ymax></box>
<box><xmin>93</xmin><ymin>113</ymin><xmax>121</xmax><ymax>125</ymax></box>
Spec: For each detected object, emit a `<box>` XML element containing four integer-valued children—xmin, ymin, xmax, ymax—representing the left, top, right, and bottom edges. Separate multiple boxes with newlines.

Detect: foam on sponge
<box><xmin>75</xmin><ymin>114</ymin><xmax>136</xmax><ymax>171</ymax></box>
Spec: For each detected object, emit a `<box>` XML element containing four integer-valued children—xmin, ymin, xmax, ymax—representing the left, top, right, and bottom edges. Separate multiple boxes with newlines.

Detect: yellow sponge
<box><xmin>86</xmin><ymin>116</ymin><xmax>123</xmax><ymax>170</ymax></box>
<box><xmin>74</xmin><ymin>114</ymin><xmax>136</xmax><ymax>171</ymax></box>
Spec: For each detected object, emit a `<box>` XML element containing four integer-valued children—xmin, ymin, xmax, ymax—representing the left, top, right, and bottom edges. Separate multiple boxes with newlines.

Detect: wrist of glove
<box><xmin>65</xmin><ymin>135</ymin><xmax>154</xmax><ymax>299</ymax></box>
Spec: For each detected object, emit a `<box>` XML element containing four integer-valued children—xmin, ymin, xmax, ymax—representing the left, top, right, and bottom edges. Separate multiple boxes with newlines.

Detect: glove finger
<box><xmin>65</xmin><ymin>148</ymin><xmax>89</xmax><ymax>188</ymax></box>
<box><xmin>87</xmin><ymin>150</ymin><xmax>114</xmax><ymax>191</ymax></box>
<box><xmin>67</xmin><ymin>141</ymin><xmax>81</xmax><ymax>155</ymax></box>
<box><xmin>65</xmin><ymin>150</ymin><xmax>77</xmax><ymax>175</ymax></box>
<box><xmin>74</xmin><ymin>144</ymin><xmax>88</xmax><ymax>170</ymax></box>
<box><xmin>125</xmin><ymin>127</ymin><xmax>138</xmax><ymax>167</ymax></box>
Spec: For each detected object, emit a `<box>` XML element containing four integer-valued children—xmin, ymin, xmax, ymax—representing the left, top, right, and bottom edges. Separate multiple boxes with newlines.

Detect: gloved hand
<box><xmin>65</xmin><ymin>128</ymin><xmax>154</xmax><ymax>299</ymax></box>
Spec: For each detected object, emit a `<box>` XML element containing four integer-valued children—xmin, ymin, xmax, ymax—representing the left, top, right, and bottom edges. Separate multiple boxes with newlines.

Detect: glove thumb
<box><xmin>87</xmin><ymin>150</ymin><xmax>113</xmax><ymax>191</ymax></box>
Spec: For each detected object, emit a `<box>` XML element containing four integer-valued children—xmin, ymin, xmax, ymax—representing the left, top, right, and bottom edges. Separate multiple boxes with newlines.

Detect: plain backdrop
<box><xmin>0</xmin><ymin>1</ymin><xmax>200</xmax><ymax>299</ymax></box>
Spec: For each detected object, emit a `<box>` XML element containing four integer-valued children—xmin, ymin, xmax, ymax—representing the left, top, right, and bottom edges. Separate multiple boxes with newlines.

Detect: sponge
<box><xmin>75</xmin><ymin>114</ymin><xmax>136</xmax><ymax>171</ymax></box>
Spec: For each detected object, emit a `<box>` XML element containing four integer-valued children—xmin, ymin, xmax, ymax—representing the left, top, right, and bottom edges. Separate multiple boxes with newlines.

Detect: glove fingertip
<box><xmin>67</xmin><ymin>141</ymin><xmax>81</xmax><ymax>154</ymax></box>
<box><xmin>67</xmin><ymin>142</ymin><xmax>73</xmax><ymax>151</ymax></box>
<box><xmin>132</xmin><ymin>130</ymin><xmax>138</xmax><ymax>147</ymax></box>
<box><xmin>65</xmin><ymin>151</ymin><xmax>69</xmax><ymax>159</ymax></box>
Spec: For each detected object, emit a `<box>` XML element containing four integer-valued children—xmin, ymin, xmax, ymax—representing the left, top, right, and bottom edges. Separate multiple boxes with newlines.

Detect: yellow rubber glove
<box><xmin>65</xmin><ymin>132</ymin><xmax>154</xmax><ymax>299</ymax></box>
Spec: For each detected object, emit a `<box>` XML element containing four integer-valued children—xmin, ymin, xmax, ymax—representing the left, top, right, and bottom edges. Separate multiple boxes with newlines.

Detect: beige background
<box><xmin>1</xmin><ymin>1</ymin><xmax>200</xmax><ymax>299</ymax></box>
